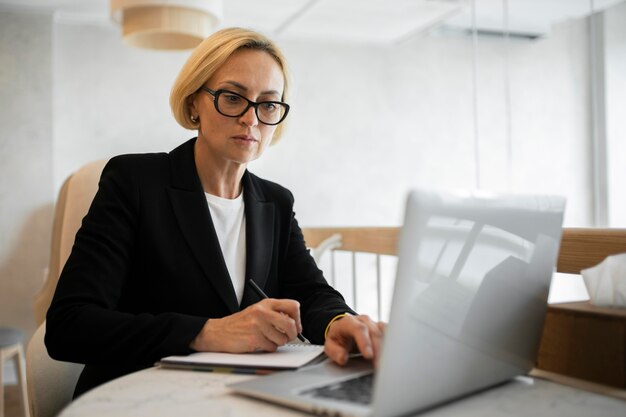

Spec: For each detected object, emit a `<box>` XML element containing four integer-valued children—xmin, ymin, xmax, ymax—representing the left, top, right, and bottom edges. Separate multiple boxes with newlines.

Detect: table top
<box><xmin>59</xmin><ymin>365</ymin><xmax>626</xmax><ymax>417</ymax></box>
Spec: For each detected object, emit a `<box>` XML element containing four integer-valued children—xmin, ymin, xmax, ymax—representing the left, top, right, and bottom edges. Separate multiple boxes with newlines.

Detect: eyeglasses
<box><xmin>200</xmin><ymin>87</ymin><xmax>290</xmax><ymax>126</ymax></box>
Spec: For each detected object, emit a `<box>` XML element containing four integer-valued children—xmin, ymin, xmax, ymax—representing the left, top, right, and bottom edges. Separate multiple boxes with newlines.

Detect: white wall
<box><xmin>0</xmin><ymin>10</ymin><xmax>54</xmax><ymax>337</ymax></box>
<box><xmin>270</xmin><ymin>20</ymin><xmax>593</xmax><ymax>226</ymax></box>
<box><xmin>53</xmin><ymin>22</ymin><xmax>190</xmax><ymax>186</ymax></box>
<box><xmin>54</xmin><ymin>15</ymin><xmax>594</xmax><ymax>229</ymax></box>
<box><xmin>606</xmin><ymin>1</ymin><xmax>626</xmax><ymax>226</ymax></box>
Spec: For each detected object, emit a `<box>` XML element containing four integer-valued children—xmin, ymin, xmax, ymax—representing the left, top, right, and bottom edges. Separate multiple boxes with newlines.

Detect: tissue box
<box><xmin>537</xmin><ymin>301</ymin><xmax>626</xmax><ymax>388</ymax></box>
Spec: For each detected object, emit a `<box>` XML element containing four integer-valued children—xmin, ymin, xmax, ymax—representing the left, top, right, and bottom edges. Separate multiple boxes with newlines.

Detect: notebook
<box><xmin>159</xmin><ymin>343</ymin><xmax>325</xmax><ymax>373</ymax></box>
<box><xmin>230</xmin><ymin>188</ymin><xmax>566</xmax><ymax>417</ymax></box>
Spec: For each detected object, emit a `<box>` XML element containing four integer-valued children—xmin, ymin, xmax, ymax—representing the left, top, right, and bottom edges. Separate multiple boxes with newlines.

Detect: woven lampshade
<box><xmin>111</xmin><ymin>0</ymin><xmax>222</xmax><ymax>50</ymax></box>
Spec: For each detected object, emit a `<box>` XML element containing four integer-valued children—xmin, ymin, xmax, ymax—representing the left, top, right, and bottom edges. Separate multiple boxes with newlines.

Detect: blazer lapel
<box><xmin>166</xmin><ymin>138</ymin><xmax>239</xmax><ymax>314</ymax></box>
<box><xmin>240</xmin><ymin>171</ymin><xmax>275</xmax><ymax>309</ymax></box>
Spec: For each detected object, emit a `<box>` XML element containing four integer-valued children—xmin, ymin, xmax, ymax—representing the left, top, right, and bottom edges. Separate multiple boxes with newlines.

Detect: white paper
<box><xmin>160</xmin><ymin>344</ymin><xmax>325</xmax><ymax>370</ymax></box>
<box><xmin>548</xmin><ymin>272</ymin><xmax>590</xmax><ymax>304</ymax></box>
<box><xmin>581</xmin><ymin>253</ymin><xmax>626</xmax><ymax>308</ymax></box>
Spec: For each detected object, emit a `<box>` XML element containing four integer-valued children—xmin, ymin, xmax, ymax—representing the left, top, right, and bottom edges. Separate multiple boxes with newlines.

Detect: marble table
<box><xmin>59</xmin><ymin>366</ymin><xmax>626</xmax><ymax>417</ymax></box>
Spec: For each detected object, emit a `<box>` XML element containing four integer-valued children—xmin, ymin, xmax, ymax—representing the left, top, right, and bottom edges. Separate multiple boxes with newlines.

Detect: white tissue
<box><xmin>581</xmin><ymin>253</ymin><xmax>626</xmax><ymax>308</ymax></box>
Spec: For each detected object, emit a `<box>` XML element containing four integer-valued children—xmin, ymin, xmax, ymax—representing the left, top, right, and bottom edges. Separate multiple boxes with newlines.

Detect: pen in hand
<box><xmin>247</xmin><ymin>279</ymin><xmax>310</xmax><ymax>344</ymax></box>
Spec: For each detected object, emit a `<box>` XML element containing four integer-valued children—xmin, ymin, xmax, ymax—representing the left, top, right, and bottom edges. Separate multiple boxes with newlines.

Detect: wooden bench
<box><xmin>302</xmin><ymin>227</ymin><xmax>626</xmax><ymax>389</ymax></box>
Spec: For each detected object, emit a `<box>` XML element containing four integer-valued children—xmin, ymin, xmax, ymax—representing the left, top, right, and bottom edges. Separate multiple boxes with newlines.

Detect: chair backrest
<box><xmin>26</xmin><ymin>323</ymin><xmax>84</xmax><ymax>417</ymax></box>
<box><xmin>34</xmin><ymin>160</ymin><xmax>108</xmax><ymax>326</ymax></box>
<box><xmin>28</xmin><ymin>160</ymin><xmax>107</xmax><ymax>417</ymax></box>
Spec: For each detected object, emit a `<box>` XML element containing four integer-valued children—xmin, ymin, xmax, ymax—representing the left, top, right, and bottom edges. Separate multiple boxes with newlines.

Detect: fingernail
<box><xmin>365</xmin><ymin>345</ymin><xmax>373</xmax><ymax>358</ymax></box>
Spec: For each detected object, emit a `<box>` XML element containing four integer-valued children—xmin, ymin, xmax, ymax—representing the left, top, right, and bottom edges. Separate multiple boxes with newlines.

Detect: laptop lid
<box><xmin>372</xmin><ymin>189</ymin><xmax>565</xmax><ymax>416</ymax></box>
<box><xmin>230</xmin><ymin>189</ymin><xmax>565</xmax><ymax>417</ymax></box>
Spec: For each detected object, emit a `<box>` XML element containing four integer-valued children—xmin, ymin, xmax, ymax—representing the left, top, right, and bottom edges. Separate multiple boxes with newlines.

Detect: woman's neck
<box><xmin>194</xmin><ymin>139</ymin><xmax>246</xmax><ymax>199</ymax></box>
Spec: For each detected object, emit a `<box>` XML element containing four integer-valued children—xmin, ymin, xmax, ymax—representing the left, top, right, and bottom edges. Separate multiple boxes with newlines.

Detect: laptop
<box><xmin>230</xmin><ymin>189</ymin><xmax>566</xmax><ymax>417</ymax></box>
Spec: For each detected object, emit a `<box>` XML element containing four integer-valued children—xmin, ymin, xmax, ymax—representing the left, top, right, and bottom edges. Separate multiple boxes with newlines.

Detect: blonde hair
<box><xmin>170</xmin><ymin>27</ymin><xmax>290</xmax><ymax>143</ymax></box>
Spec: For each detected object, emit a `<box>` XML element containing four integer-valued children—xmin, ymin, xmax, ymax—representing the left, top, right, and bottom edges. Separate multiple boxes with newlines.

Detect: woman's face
<box><xmin>191</xmin><ymin>49</ymin><xmax>285</xmax><ymax>167</ymax></box>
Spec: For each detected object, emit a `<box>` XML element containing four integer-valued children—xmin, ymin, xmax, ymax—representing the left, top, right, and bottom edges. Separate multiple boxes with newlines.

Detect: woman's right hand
<box><xmin>189</xmin><ymin>298</ymin><xmax>302</xmax><ymax>353</ymax></box>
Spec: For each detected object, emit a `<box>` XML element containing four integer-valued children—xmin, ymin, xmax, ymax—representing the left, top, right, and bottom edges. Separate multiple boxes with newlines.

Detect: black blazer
<box><xmin>46</xmin><ymin>138</ymin><xmax>354</xmax><ymax>397</ymax></box>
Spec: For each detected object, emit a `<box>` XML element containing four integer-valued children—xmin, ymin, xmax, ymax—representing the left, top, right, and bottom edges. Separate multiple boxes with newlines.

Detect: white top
<box><xmin>205</xmin><ymin>191</ymin><xmax>246</xmax><ymax>305</ymax></box>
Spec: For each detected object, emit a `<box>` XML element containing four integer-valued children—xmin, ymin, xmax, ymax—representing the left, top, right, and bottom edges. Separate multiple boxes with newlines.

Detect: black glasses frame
<box><xmin>200</xmin><ymin>87</ymin><xmax>290</xmax><ymax>126</ymax></box>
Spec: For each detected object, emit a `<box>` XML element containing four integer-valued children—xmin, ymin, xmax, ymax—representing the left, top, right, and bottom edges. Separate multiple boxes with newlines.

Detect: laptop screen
<box><xmin>373</xmin><ymin>190</ymin><xmax>565</xmax><ymax>417</ymax></box>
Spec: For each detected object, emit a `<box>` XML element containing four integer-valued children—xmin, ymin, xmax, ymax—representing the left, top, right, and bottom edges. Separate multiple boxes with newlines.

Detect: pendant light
<box><xmin>110</xmin><ymin>0</ymin><xmax>223</xmax><ymax>50</ymax></box>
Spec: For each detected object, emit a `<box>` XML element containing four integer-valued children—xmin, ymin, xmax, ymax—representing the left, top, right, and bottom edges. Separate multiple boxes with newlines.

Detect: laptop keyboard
<box><xmin>300</xmin><ymin>373</ymin><xmax>374</xmax><ymax>405</ymax></box>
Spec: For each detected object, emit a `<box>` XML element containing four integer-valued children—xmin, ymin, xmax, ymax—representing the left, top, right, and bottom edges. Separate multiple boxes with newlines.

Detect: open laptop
<box><xmin>230</xmin><ymin>189</ymin><xmax>566</xmax><ymax>417</ymax></box>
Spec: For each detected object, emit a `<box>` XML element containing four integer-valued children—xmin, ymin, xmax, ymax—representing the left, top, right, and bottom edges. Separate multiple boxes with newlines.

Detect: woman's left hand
<box><xmin>323</xmin><ymin>314</ymin><xmax>385</xmax><ymax>367</ymax></box>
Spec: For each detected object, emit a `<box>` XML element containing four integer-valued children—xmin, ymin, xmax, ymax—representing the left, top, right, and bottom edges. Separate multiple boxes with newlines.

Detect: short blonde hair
<box><xmin>170</xmin><ymin>27</ymin><xmax>290</xmax><ymax>143</ymax></box>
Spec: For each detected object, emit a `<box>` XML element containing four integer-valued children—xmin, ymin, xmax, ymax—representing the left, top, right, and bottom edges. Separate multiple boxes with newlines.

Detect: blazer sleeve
<box><xmin>277</xmin><ymin>193</ymin><xmax>357</xmax><ymax>344</ymax></box>
<box><xmin>45</xmin><ymin>156</ymin><xmax>207</xmax><ymax>367</ymax></box>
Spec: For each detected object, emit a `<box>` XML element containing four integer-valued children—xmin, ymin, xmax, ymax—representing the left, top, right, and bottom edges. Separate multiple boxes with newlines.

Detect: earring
<box><xmin>191</xmin><ymin>115</ymin><xmax>198</xmax><ymax>123</ymax></box>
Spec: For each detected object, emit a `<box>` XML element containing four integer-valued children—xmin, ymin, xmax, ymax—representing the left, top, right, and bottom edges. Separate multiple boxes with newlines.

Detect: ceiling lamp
<box><xmin>110</xmin><ymin>0</ymin><xmax>223</xmax><ymax>50</ymax></box>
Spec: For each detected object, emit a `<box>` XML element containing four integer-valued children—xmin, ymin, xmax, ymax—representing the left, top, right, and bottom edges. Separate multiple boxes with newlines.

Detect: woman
<box><xmin>46</xmin><ymin>28</ymin><xmax>382</xmax><ymax>397</ymax></box>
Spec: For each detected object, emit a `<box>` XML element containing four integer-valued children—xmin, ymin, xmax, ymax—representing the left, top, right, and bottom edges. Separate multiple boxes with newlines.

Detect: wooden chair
<box><xmin>303</xmin><ymin>226</ymin><xmax>626</xmax><ymax>388</ymax></box>
<box><xmin>27</xmin><ymin>160</ymin><xmax>107</xmax><ymax>417</ymax></box>
<box><xmin>33</xmin><ymin>160</ymin><xmax>108</xmax><ymax>326</ymax></box>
